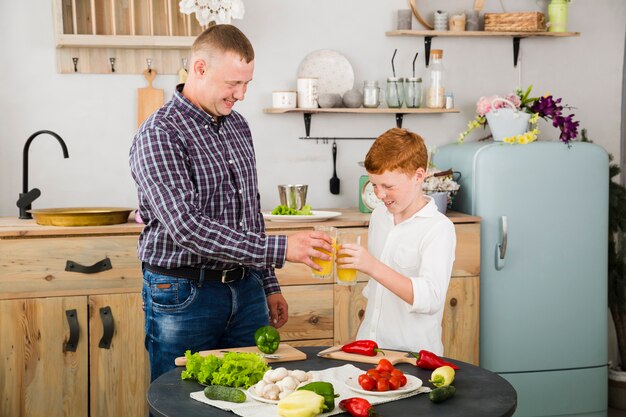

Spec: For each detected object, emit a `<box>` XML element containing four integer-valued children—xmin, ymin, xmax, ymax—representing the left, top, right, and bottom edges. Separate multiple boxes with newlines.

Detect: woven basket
<box><xmin>484</xmin><ymin>12</ymin><xmax>546</xmax><ymax>32</ymax></box>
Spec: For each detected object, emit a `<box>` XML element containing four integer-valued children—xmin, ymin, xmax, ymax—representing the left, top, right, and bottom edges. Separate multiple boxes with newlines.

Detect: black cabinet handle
<box><xmin>98</xmin><ymin>306</ymin><xmax>115</xmax><ymax>349</ymax></box>
<box><xmin>65</xmin><ymin>309</ymin><xmax>79</xmax><ymax>352</ymax></box>
<box><xmin>65</xmin><ymin>257</ymin><xmax>112</xmax><ymax>274</ymax></box>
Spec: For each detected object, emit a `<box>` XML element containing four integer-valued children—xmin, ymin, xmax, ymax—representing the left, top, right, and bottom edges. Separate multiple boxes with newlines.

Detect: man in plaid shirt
<box><xmin>129</xmin><ymin>24</ymin><xmax>332</xmax><ymax>382</ymax></box>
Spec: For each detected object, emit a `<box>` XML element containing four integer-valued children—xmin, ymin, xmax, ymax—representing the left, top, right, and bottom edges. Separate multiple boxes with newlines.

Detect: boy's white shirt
<box><xmin>356</xmin><ymin>195</ymin><xmax>456</xmax><ymax>355</ymax></box>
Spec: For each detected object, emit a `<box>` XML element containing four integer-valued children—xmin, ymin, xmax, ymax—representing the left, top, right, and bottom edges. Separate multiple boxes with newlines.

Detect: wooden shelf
<box><xmin>263</xmin><ymin>107</ymin><xmax>459</xmax><ymax>140</ymax></box>
<box><xmin>263</xmin><ymin>107</ymin><xmax>459</xmax><ymax>114</ymax></box>
<box><xmin>386</xmin><ymin>30</ymin><xmax>580</xmax><ymax>37</ymax></box>
<box><xmin>52</xmin><ymin>0</ymin><xmax>205</xmax><ymax>74</ymax></box>
<box><xmin>386</xmin><ymin>30</ymin><xmax>580</xmax><ymax>67</ymax></box>
<box><xmin>56</xmin><ymin>34</ymin><xmax>196</xmax><ymax>49</ymax></box>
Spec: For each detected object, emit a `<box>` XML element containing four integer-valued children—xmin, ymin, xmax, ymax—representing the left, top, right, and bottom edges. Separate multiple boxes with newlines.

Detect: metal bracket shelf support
<box><xmin>424</xmin><ymin>35</ymin><xmax>522</xmax><ymax>68</ymax></box>
<box><xmin>513</xmin><ymin>37</ymin><xmax>521</xmax><ymax>67</ymax></box>
<box><xmin>424</xmin><ymin>36</ymin><xmax>433</xmax><ymax>67</ymax></box>
<box><xmin>301</xmin><ymin>112</ymin><xmax>405</xmax><ymax>142</ymax></box>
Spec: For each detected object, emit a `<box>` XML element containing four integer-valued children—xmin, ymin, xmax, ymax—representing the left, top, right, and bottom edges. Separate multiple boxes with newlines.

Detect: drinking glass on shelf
<box><xmin>310</xmin><ymin>226</ymin><xmax>337</xmax><ymax>279</ymax></box>
<box><xmin>336</xmin><ymin>231</ymin><xmax>361</xmax><ymax>286</ymax></box>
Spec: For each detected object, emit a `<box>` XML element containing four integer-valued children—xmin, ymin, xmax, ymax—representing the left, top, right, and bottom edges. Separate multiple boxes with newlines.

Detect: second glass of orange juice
<box><xmin>336</xmin><ymin>231</ymin><xmax>361</xmax><ymax>285</ymax></box>
<box><xmin>311</xmin><ymin>225</ymin><xmax>337</xmax><ymax>279</ymax></box>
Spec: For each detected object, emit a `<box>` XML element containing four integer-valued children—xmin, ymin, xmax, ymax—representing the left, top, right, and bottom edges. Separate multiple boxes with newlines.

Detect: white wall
<box><xmin>1</xmin><ymin>0</ymin><xmax>624</xmax><ymax>217</ymax></box>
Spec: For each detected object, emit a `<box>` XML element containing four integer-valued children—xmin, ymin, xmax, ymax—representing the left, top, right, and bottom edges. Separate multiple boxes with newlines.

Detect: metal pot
<box><xmin>277</xmin><ymin>184</ymin><xmax>308</xmax><ymax>210</ymax></box>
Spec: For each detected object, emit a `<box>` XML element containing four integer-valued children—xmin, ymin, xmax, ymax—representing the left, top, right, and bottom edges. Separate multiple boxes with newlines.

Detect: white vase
<box><xmin>485</xmin><ymin>108</ymin><xmax>531</xmax><ymax>142</ymax></box>
<box><xmin>485</xmin><ymin>97</ymin><xmax>531</xmax><ymax>142</ymax></box>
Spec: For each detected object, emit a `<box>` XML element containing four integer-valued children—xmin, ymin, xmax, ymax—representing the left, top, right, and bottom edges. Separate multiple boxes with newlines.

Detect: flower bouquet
<box><xmin>458</xmin><ymin>85</ymin><xmax>580</xmax><ymax>146</ymax></box>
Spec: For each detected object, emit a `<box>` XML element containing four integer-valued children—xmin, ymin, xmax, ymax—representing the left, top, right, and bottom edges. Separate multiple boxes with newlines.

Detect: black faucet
<box><xmin>16</xmin><ymin>130</ymin><xmax>69</xmax><ymax>219</ymax></box>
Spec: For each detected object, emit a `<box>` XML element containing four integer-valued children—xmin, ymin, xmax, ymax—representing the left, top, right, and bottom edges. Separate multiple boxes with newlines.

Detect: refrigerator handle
<box><xmin>495</xmin><ymin>215</ymin><xmax>508</xmax><ymax>271</ymax></box>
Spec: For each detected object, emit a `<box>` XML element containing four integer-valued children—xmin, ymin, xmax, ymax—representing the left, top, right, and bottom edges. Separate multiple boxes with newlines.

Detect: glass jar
<box><xmin>404</xmin><ymin>77</ymin><xmax>422</xmax><ymax>108</ymax></box>
<box><xmin>426</xmin><ymin>49</ymin><xmax>445</xmax><ymax>109</ymax></box>
<box><xmin>386</xmin><ymin>77</ymin><xmax>404</xmax><ymax>108</ymax></box>
<box><xmin>362</xmin><ymin>80</ymin><xmax>381</xmax><ymax>108</ymax></box>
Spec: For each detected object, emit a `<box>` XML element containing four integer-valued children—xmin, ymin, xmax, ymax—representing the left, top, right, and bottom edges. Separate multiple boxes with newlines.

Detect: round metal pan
<box><xmin>28</xmin><ymin>207</ymin><xmax>134</xmax><ymax>227</ymax></box>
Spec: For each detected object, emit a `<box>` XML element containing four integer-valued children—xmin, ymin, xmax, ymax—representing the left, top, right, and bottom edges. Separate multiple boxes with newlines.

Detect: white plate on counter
<box><xmin>344</xmin><ymin>374</ymin><xmax>423</xmax><ymax>396</ymax></box>
<box><xmin>246</xmin><ymin>386</ymin><xmax>279</xmax><ymax>404</ymax></box>
<box><xmin>262</xmin><ymin>211</ymin><xmax>342</xmax><ymax>222</ymax></box>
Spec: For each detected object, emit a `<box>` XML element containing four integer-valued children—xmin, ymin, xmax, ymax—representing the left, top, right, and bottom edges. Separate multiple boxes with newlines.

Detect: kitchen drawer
<box><xmin>0</xmin><ymin>235</ymin><xmax>142</xmax><ymax>300</ymax></box>
<box><xmin>280</xmin><ymin>284</ymin><xmax>334</xmax><ymax>342</ymax></box>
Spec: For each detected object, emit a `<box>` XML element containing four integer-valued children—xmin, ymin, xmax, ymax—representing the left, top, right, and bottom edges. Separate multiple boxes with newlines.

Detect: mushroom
<box><xmin>262</xmin><ymin>383</ymin><xmax>280</xmax><ymax>400</ymax></box>
<box><xmin>289</xmin><ymin>370</ymin><xmax>309</xmax><ymax>383</ymax></box>
<box><xmin>280</xmin><ymin>376</ymin><xmax>299</xmax><ymax>391</ymax></box>
<box><xmin>267</xmin><ymin>367</ymin><xmax>288</xmax><ymax>383</ymax></box>
<box><xmin>254</xmin><ymin>379</ymin><xmax>267</xmax><ymax>396</ymax></box>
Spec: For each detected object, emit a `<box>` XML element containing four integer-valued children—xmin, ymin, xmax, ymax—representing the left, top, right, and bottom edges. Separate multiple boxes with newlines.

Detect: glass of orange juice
<box><xmin>310</xmin><ymin>226</ymin><xmax>337</xmax><ymax>279</ymax></box>
<box><xmin>336</xmin><ymin>231</ymin><xmax>361</xmax><ymax>286</ymax></box>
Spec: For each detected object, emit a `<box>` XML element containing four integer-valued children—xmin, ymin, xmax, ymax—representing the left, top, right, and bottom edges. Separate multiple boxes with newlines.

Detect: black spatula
<box><xmin>330</xmin><ymin>141</ymin><xmax>340</xmax><ymax>194</ymax></box>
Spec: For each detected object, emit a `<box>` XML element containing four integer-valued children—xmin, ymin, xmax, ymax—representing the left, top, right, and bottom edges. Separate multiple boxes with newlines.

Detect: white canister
<box><xmin>297</xmin><ymin>78</ymin><xmax>319</xmax><ymax>109</ymax></box>
<box><xmin>272</xmin><ymin>90</ymin><xmax>297</xmax><ymax>109</ymax></box>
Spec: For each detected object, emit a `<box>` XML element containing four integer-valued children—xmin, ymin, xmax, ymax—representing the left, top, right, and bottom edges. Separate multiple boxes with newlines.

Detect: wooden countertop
<box><xmin>0</xmin><ymin>209</ymin><xmax>479</xmax><ymax>238</ymax></box>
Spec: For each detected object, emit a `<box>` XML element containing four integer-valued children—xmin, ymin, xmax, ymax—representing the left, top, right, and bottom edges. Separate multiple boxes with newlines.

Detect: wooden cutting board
<box><xmin>137</xmin><ymin>69</ymin><xmax>164</xmax><ymax>127</ymax></box>
<box><xmin>317</xmin><ymin>345</ymin><xmax>417</xmax><ymax>366</ymax></box>
<box><xmin>174</xmin><ymin>343</ymin><xmax>307</xmax><ymax>367</ymax></box>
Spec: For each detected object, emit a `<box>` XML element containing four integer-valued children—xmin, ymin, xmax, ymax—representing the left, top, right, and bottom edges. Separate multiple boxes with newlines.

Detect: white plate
<box><xmin>344</xmin><ymin>374</ymin><xmax>423</xmax><ymax>396</ymax></box>
<box><xmin>297</xmin><ymin>49</ymin><xmax>355</xmax><ymax>95</ymax></box>
<box><xmin>262</xmin><ymin>210</ymin><xmax>342</xmax><ymax>222</ymax></box>
<box><xmin>246</xmin><ymin>386</ymin><xmax>279</xmax><ymax>404</ymax></box>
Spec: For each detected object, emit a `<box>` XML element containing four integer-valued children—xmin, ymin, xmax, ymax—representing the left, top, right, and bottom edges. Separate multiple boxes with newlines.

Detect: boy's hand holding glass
<box><xmin>335</xmin><ymin>231</ymin><xmax>362</xmax><ymax>286</ymax></box>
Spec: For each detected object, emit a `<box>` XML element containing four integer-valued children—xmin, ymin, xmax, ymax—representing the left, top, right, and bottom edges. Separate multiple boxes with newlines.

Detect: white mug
<box><xmin>272</xmin><ymin>90</ymin><xmax>297</xmax><ymax>108</ymax></box>
<box><xmin>297</xmin><ymin>78</ymin><xmax>319</xmax><ymax>109</ymax></box>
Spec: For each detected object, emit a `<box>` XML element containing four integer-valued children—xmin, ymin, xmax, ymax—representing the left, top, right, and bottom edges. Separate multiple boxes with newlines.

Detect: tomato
<box><xmin>388</xmin><ymin>376</ymin><xmax>402</xmax><ymax>390</ymax></box>
<box><xmin>376</xmin><ymin>378</ymin><xmax>390</xmax><ymax>392</ymax></box>
<box><xmin>358</xmin><ymin>374</ymin><xmax>376</xmax><ymax>391</ymax></box>
<box><xmin>397</xmin><ymin>374</ymin><xmax>408</xmax><ymax>387</ymax></box>
<box><xmin>366</xmin><ymin>369</ymin><xmax>380</xmax><ymax>380</ymax></box>
<box><xmin>379</xmin><ymin>371</ymin><xmax>391</xmax><ymax>380</ymax></box>
<box><xmin>390</xmin><ymin>369</ymin><xmax>404</xmax><ymax>378</ymax></box>
<box><xmin>375</xmin><ymin>358</ymin><xmax>395</xmax><ymax>373</ymax></box>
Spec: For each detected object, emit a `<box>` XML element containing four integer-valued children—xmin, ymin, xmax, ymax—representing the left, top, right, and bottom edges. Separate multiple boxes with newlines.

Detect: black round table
<box><xmin>147</xmin><ymin>346</ymin><xmax>516</xmax><ymax>417</ymax></box>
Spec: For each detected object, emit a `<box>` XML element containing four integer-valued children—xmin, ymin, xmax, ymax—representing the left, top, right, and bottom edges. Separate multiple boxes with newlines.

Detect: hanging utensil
<box><xmin>330</xmin><ymin>141</ymin><xmax>340</xmax><ymax>194</ymax></box>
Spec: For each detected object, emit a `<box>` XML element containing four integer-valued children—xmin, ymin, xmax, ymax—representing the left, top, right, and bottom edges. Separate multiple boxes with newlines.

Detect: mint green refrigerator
<box><xmin>434</xmin><ymin>141</ymin><xmax>608</xmax><ymax>416</ymax></box>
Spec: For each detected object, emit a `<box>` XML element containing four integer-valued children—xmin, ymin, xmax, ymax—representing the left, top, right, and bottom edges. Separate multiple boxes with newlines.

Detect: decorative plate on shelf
<box><xmin>344</xmin><ymin>374</ymin><xmax>423</xmax><ymax>396</ymax></box>
<box><xmin>297</xmin><ymin>49</ymin><xmax>355</xmax><ymax>95</ymax></box>
<box><xmin>262</xmin><ymin>211</ymin><xmax>342</xmax><ymax>223</ymax></box>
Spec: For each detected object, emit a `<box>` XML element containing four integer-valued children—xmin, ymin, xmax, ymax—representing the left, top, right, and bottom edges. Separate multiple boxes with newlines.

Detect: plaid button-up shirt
<box><xmin>129</xmin><ymin>85</ymin><xmax>286</xmax><ymax>295</ymax></box>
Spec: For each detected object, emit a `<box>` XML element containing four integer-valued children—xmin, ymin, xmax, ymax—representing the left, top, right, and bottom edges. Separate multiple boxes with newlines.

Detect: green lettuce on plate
<box><xmin>271</xmin><ymin>204</ymin><xmax>313</xmax><ymax>215</ymax></box>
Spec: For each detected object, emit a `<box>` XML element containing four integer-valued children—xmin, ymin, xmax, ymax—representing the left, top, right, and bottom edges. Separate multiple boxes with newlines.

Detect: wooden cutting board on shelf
<box><xmin>174</xmin><ymin>343</ymin><xmax>306</xmax><ymax>366</ymax></box>
<box><xmin>137</xmin><ymin>69</ymin><xmax>164</xmax><ymax>127</ymax></box>
<box><xmin>317</xmin><ymin>345</ymin><xmax>417</xmax><ymax>366</ymax></box>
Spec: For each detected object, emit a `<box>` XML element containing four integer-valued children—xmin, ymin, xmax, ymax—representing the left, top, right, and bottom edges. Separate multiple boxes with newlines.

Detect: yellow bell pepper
<box><xmin>429</xmin><ymin>365</ymin><xmax>455</xmax><ymax>387</ymax></box>
<box><xmin>277</xmin><ymin>390</ymin><xmax>325</xmax><ymax>417</ymax></box>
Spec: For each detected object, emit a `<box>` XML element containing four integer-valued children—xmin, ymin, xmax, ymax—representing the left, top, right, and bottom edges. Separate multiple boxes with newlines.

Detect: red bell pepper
<box><xmin>410</xmin><ymin>350</ymin><xmax>459</xmax><ymax>370</ymax></box>
<box><xmin>341</xmin><ymin>340</ymin><xmax>384</xmax><ymax>357</ymax></box>
<box><xmin>339</xmin><ymin>398</ymin><xmax>380</xmax><ymax>417</ymax></box>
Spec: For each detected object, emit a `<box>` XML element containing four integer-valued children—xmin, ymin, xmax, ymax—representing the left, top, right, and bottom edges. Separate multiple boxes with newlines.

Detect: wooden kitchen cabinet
<box><xmin>0</xmin><ymin>219</ymin><xmax>149</xmax><ymax>417</ymax></box>
<box><xmin>0</xmin><ymin>208</ymin><xmax>480</xmax><ymax>417</ymax></box>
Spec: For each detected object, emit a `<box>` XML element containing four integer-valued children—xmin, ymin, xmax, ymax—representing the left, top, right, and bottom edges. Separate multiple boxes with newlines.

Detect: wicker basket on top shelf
<box><xmin>484</xmin><ymin>12</ymin><xmax>546</xmax><ymax>32</ymax></box>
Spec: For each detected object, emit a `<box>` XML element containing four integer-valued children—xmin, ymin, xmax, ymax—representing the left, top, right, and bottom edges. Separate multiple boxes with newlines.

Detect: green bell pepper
<box><xmin>297</xmin><ymin>381</ymin><xmax>337</xmax><ymax>412</ymax></box>
<box><xmin>254</xmin><ymin>325</ymin><xmax>280</xmax><ymax>354</ymax></box>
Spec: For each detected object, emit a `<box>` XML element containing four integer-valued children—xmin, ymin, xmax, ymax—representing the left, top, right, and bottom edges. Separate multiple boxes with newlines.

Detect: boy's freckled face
<box><xmin>369</xmin><ymin>168</ymin><xmax>426</xmax><ymax>220</ymax></box>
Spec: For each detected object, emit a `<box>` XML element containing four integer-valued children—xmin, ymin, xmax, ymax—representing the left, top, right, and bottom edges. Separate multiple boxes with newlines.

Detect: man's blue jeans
<box><xmin>142</xmin><ymin>268</ymin><xmax>269</xmax><ymax>382</ymax></box>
